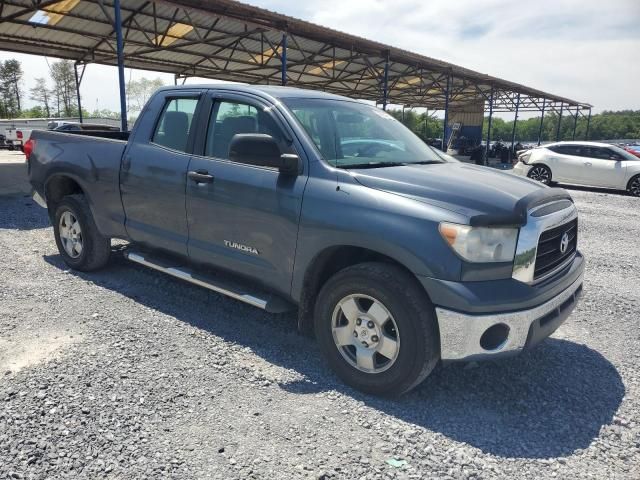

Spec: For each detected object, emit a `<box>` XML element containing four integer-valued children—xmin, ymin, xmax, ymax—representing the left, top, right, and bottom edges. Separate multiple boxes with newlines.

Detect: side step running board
<box><xmin>124</xmin><ymin>250</ymin><xmax>293</xmax><ymax>313</ymax></box>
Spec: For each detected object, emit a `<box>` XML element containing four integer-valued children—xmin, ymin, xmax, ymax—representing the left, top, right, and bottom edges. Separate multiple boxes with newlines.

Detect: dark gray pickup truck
<box><xmin>27</xmin><ymin>84</ymin><xmax>584</xmax><ymax>395</ymax></box>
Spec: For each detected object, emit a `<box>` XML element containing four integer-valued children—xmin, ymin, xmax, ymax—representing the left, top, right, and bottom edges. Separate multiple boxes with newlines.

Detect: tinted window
<box><xmin>205</xmin><ymin>100</ymin><xmax>285</xmax><ymax>159</ymax></box>
<box><xmin>152</xmin><ymin>98</ymin><xmax>198</xmax><ymax>152</ymax></box>
<box><xmin>585</xmin><ymin>147</ymin><xmax>622</xmax><ymax>160</ymax></box>
<box><xmin>549</xmin><ymin>145</ymin><xmax>583</xmax><ymax>156</ymax></box>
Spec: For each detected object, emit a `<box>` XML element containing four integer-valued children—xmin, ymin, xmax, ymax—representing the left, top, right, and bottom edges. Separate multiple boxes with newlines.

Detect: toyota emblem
<box><xmin>559</xmin><ymin>232</ymin><xmax>570</xmax><ymax>254</ymax></box>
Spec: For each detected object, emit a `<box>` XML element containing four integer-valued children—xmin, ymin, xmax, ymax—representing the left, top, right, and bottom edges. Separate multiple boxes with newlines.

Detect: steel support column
<box><xmin>485</xmin><ymin>85</ymin><xmax>494</xmax><ymax>165</ymax></box>
<box><xmin>281</xmin><ymin>32</ymin><xmax>287</xmax><ymax>86</ymax></box>
<box><xmin>537</xmin><ymin>98</ymin><xmax>546</xmax><ymax>145</ymax></box>
<box><xmin>555</xmin><ymin>102</ymin><xmax>564</xmax><ymax>142</ymax></box>
<box><xmin>585</xmin><ymin>108</ymin><xmax>592</xmax><ymax>140</ymax></box>
<box><xmin>382</xmin><ymin>53</ymin><xmax>389</xmax><ymax>111</ymax></box>
<box><xmin>424</xmin><ymin>108</ymin><xmax>428</xmax><ymax>139</ymax></box>
<box><xmin>572</xmin><ymin>108</ymin><xmax>579</xmax><ymax>140</ymax></box>
<box><xmin>442</xmin><ymin>74</ymin><xmax>450</xmax><ymax>151</ymax></box>
<box><xmin>114</xmin><ymin>0</ymin><xmax>127</xmax><ymax>131</ymax></box>
<box><xmin>73</xmin><ymin>63</ymin><xmax>83</xmax><ymax>124</ymax></box>
<box><xmin>510</xmin><ymin>92</ymin><xmax>520</xmax><ymax>151</ymax></box>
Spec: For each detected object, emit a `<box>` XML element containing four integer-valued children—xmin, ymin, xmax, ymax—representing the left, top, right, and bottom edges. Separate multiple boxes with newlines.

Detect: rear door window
<box><xmin>584</xmin><ymin>147</ymin><xmax>622</xmax><ymax>160</ymax></box>
<box><xmin>152</xmin><ymin>98</ymin><xmax>199</xmax><ymax>152</ymax></box>
<box><xmin>550</xmin><ymin>145</ymin><xmax>582</xmax><ymax>156</ymax></box>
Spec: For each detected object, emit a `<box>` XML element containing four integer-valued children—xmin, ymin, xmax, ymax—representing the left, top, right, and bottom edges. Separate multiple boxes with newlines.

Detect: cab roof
<box><xmin>156</xmin><ymin>83</ymin><xmax>357</xmax><ymax>102</ymax></box>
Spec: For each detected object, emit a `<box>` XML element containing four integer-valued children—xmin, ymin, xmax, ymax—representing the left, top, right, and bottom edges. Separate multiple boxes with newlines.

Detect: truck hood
<box><xmin>351</xmin><ymin>162</ymin><xmax>553</xmax><ymax>225</ymax></box>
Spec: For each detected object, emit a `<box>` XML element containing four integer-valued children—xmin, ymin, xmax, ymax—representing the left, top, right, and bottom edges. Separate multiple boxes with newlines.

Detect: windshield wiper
<box><xmin>408</xmin><ymin>160</ymin><xmax>444</xmax><ymax>165</ymax></box>
<box><xmin>336</xmin><ymin>161</ymin><xmax>407</xmax><ymax>169</ymax></box>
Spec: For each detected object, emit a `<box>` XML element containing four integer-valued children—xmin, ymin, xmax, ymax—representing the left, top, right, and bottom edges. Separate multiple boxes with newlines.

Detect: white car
<box><xmin>513</xmin><ymin>141</ymin><xmax>640</xmax><ymax>197</ymax></box>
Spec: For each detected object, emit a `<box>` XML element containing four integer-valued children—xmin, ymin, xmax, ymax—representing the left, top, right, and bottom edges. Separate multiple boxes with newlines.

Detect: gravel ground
<box><xmin>1</xmin><ymin>186</ymin><xmax>639</xmax><ymax>479</ymax></box>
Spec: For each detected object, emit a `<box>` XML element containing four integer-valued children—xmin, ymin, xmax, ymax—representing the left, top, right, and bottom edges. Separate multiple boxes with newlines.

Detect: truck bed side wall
<box><xmin>29</xmin><ymin>130</ymin><xmax>128</xmax><ymax>239</ymax></box>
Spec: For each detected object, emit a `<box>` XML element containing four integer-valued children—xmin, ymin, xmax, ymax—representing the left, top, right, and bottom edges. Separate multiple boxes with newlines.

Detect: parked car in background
<box><xmin>624</xmin><ymin>145</ymin><xmax>640</xmax><ymax>159</ymax></box>
<box><xmin>5</xmin><ymin>128</ymin><xmax>33</xmax><ymax>151</ymax></box>
<box><xmin>28</xmin><ymin>84</ymin><xmax>585</xmax><ymax>395</ymax></box>
<box><xmin>513</xmin><ymin>141</ymin><xmax>640</xmax><ymax>197</ymax></box>
<box><xmin>47</xmin><ymin>120</ymin><xmax>71</xmax><ymax>130</ymax></box>
<box><xmin>53</xmin><ymin>123</ymin><xmax>121</xmax><ymax>132</ymax></box>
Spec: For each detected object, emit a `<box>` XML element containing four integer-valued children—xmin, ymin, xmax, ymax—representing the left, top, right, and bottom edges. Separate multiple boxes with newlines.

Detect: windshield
<box><xmin>283</xmin><ymin>98</ymin><xmax>446</xmax><ymax>168</ymax></box>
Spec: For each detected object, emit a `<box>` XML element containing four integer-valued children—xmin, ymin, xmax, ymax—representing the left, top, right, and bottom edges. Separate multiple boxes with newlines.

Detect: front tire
<box><xmin>314</xmin><ymin>262</ymin><xmax>440</xmax><ymax>396</ymax></box>
<box><xmin>627</xmin><ymin>175</ymin><xmax>640</xmax><ymax>197</ymax></box>
<box><xmin>527</xmin><ymin>164</ymin><xmax>552</xmax><ymax>185</ymax></box>
<box><xmin>53</xmin><ymin>194</ymin><xmax>111</xmax><ymax>271</ymax></box>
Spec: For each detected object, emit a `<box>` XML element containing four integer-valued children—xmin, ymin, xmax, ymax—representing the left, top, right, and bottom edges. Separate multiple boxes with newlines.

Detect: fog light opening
<box><xmin>480</xmin><ymin>323</ymin><xmax>510</xmax><ymax>351</ymax></box>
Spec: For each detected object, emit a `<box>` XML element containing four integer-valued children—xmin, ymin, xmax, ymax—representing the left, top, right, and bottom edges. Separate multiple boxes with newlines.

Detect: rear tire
<box><xmin>627</xmin><ymin>175</ymin><xmax>640</xmax><ymax>197</ymax></box>
<box><xmin>314</xmin><ymin>262</ymin><xmax>440</xmax><ymax>396</ymax></box>
<box><xmin>53</xmin><ymin>194</ymin><xmax>111</xmax><ymax>271</ymax></box>
<box><xmin>527</xmin><ymin>164</ymin><xmax>552</xmax><ymax>185</ymax></box>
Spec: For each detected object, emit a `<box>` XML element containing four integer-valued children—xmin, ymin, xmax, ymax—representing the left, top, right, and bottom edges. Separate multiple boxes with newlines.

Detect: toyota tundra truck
<box><xmin>27</xmin><ymin>85</ymin><xmax>584</xmax><ymax>395</ymax></box>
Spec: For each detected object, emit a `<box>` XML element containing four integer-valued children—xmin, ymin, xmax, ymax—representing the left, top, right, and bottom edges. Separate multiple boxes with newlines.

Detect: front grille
<box><xmin>534</xmin><ymin>218</ymin><xmax>577</xmax><ymax>280</ymax></box>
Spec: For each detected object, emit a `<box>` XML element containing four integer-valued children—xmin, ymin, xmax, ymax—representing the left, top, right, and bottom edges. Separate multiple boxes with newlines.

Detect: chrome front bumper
<box><xmin>435</xmin><ymin>271</ymin><xmax>584</xmax><ymax>362</ymax></box>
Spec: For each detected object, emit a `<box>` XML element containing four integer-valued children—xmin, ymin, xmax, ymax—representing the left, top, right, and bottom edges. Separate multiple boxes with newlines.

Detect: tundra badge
<box><xmin>224</xmin><ymin>240</ymin><xmax>259</xmax><ymax>255</ymax></box>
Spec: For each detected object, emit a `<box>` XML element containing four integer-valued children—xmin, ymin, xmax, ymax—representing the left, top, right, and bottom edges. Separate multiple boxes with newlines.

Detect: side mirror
<box><xmin>228</xmin><ymin>133</ymin><xmax>300</xmax><ymax>175</ymax></box>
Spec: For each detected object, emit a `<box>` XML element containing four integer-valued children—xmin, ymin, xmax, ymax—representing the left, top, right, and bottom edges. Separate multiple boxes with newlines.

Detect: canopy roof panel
<box><xmin>0</xmin><ymin>0</ymin><xmax>591</xmax><ymax>112</ymax></box>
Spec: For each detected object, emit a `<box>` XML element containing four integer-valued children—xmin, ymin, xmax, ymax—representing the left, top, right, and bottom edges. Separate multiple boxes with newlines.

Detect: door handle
<box><xmin>584</xmin><ymin>162</ymin><xmax>592</xmax><ymax>166</ymax></box>
<box><xmin>188</xmin><ymin>169</ymin><xmax>214</xmax><ymax>184</ymax></box>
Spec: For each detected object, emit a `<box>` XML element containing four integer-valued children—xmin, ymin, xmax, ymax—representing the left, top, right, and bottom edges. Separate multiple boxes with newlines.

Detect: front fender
<box><xmin>291</xmin><ymin>172</ymin><xmax>466</xmax><ymax>300</ymax></box>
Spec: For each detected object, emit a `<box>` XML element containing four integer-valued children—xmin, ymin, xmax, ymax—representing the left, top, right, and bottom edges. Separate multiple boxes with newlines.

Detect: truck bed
<box><xmin>52</xmin><ymin>130</ymin><xmax>130</xmax><ymax>141</ymax></box>
<box><xmin>29</xmin><ymin>129</ymin><xmax>129</xmax><ymax>239</ymax></box>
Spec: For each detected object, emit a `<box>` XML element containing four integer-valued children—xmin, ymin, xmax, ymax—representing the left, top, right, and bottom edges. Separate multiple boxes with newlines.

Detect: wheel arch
<box><xmin>626</xmin><ymin>173</ymin><xmax>640</xmax><ymax>196</ymax></box>
<box><xmin>626</xmin><ymin>173</ymin><xmax>640</xmax><ymax>189</ymax></box>
<box><xmin>45</xmin><ymin>174</ymin><xmax>86</xmax><ymax>208</ymax></box>
<box><xmin>296</xmin><ymin>245</ymin><xmax>426</xmax><ymax>336</ymax></box>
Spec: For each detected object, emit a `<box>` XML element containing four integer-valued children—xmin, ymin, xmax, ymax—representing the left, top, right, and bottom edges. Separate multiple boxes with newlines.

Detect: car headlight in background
<box><xmin>439</xmin><ymin>223</ymin><xmax>519</xmax><ymax>263</ymax></box>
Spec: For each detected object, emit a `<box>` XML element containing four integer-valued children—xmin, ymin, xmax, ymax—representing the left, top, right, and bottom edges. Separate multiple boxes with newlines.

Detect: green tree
<box><xmin>22</xmin><ymin>105</ymin><xmax>46</xmax><ymax>118</ymax></box>
<box><xmin>126</xmin><ymin>77</ymin><xmax>165</xmax><ymax>113</ymax></box>
<box><xmin>30</xmin><ymin>77</ymin><xmax>52</xmax><ymax>117</ymax></box>
<box><xmin>0</xmin><ymin>59</ymin><xmax>24</xmax><ymax>118</ymax></box>
<box><xmin>388</xmin><ymin>109</ymin><xmax>444</xmax><ymax>142</ymax></box>
<box><xmin>91</xmin><ymin>108</ymin><xmax>121</xmax><ymax>120</ymax></box>
<box><xmin>50</xmin><ymin>60</ymin><xmax>77</xmax><ymax>117</ymax></box>
<box><xmin>482</xmin><ymin>110</ymin><xmax>640</xmax><ymax>143</ymax></box>
<box><xmin>389</xmin><ymin>108</ymin><xmax>640</xmax><ymax>144</ymax></box>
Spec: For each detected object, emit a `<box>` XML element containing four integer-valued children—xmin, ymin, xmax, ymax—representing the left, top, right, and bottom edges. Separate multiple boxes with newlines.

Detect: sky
<box><xmin>1</xmin><ymin>0</ymin><xmax>639</xmax><ymax>117</ymax></box>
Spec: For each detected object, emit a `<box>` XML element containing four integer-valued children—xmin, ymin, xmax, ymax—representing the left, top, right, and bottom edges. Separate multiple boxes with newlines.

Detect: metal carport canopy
<box><xmin>0</xmin><ymin>0</ymin><xmax>591</xmax><ymax>114</ymax></box>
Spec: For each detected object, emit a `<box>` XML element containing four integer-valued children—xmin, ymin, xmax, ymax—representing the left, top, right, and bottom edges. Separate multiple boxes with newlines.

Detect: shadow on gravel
<box><xmin>44</xmin><ymin>252</ymin><xmax>625</xmax><ymax>460</ymax></box>
<box><xmin>0</xmin><ymin>195</ymin><xmax>50</xmax><ymax>230</ymax></box>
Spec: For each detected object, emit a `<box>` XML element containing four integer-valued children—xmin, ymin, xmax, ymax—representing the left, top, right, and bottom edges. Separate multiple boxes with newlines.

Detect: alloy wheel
<box><xmin>528</xmin><ymin>166</ymin><xmax>551</xmax><ymax>184</ymax></box>
<box><xmin>331</xmin><ymin>294</ymin><xmax>400</xmax><ymax>373</ymax></box>
<box><xmin>59</xmin><ymin>211</ymin><xmax>83</xmax><ymax>258</ymax></box>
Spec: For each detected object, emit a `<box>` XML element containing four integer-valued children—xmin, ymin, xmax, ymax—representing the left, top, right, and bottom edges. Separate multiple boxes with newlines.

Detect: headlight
<box><xmin>439</xmin><ymin>223</ymin><xmax>519</xmax><ymax>263</ymax></box>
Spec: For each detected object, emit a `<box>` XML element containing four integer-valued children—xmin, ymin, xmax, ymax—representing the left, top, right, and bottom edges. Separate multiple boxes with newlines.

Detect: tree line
<box><xmin>389</xmin><ymin>108</ymin><xmax>640</xmax><ymax>143</ymax></box>
<box><xmin>0</xmin><ymin>58</ymin><xmax>81</xmax><ymax>119</ymax></box>
<box><xmin>1</xmin><ymin>57</ymin><xmax>165</xmax><ymax>121</ymax></box>
<box><xmin>481</xmin><ymin>110</ymin><xmax>640</xmax><ymax>143</ymax></box>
